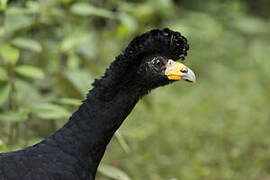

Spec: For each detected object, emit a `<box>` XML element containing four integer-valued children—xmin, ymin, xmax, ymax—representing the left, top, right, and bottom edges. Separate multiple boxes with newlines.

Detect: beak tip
<box><xmin>183</xmin><ymin>68</ymin><xmax>196</xmax><ymax>83</ymax></box>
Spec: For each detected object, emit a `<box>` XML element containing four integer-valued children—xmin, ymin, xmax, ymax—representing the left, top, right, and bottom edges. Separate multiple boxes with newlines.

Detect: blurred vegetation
<box><xmin>1</xmin><ymin>0</ymin><xmax>270</xmax><ymax>179</ymax></box>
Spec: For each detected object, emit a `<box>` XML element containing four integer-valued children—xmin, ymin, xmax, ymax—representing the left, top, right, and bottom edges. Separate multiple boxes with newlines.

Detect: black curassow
<box><xmin>0</xmin><ymin>28</ymin><xmax>196</xmax><ymax>180</ymax></box>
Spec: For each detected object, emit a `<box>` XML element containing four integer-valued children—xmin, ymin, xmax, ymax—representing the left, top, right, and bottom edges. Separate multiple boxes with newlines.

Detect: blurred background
<box><xmin>0</xmin><ymin>0</ymin><xmax>270</xmax><ymax>179</ymax></box>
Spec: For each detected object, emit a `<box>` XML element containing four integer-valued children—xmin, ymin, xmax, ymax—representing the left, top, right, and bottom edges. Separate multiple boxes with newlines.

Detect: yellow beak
<box><xmin>165</xmin><ymin>60</ymin><xmax>196</xmax><ymax>83</ymax></box>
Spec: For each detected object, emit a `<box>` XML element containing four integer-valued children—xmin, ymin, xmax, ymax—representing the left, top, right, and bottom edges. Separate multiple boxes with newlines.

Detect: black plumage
<box><xmin>0</xmin><ymin>28</ymin><xmax>192</xmax><ymax>180</ymax></box>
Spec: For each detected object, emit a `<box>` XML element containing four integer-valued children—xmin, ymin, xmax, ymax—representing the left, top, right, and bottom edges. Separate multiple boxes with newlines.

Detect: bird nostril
<box><xmin>180</xmin><ymin>69</ymin><xmax>188</xmax><ymax>73</ymax></box>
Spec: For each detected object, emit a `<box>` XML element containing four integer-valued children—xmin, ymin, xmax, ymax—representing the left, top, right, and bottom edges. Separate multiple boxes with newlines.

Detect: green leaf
<box><xmin>12</xmin><ymin>37</ymin><xmax>42</xmax><ymax>52</ymax></box>
<box><xmin>6</xmin><ymin>2</ymin><xmax>38</xmax><ymax>15</ymax></box>
<box><xmin>5</xmin><ymin>14</ymin><xmax>34</xmax><ymax>33</ymax></box>
<box><xmin>115</xmin><ymin>131</ymin><xmax>131</xmax><ymax>153</ymax></box>
<box><xmin>64</xmin><ymin>70</ymin><xmax>92</xmax><ymax>96</ymax></box>
<box><xmin>15</xmin><ymin>65</ymin><xmax>44</xmax><ymax>79</ymax></box>
<box><xmin>57</xmin><ymin>98</ymin><xmax>81</xmax><ymax>106</ymax></box>
<box><xmin>0</xmin><ymin>45</ymin><xmax>19</xmax><ymax>64</ymax></box>
<box><xmin>0</xmin><ymin>83</ymin><xmax>11</xmax><ymax>106</ymax></box>
<box><xmin>14</xmin><ymin>79</ymin><xmax>43</xmax><ymax>106</ymax></box>
<box><xmin>71</xmin><ymin>3</ymin><xmax>114</xmax><ymax>18</ymax></box>
<box><xmin>98</xmin><ymin>164</ymin><xmax>131</xmax><ymax>180</ymax></box>
<box><xmin>0</xmin><ymin>109</ymin><xmax>28</xmax><ymax>122</ymax></box>
<box><xmin>59</xmin><ymin>32</ymin><xmax>92</xmax><ymax>52</ymax></box>
<box><xmin>32</xmin><ymin>103</ymin><xmax>70</xmax><ymax>120</ymax></box>
<box><xmin>0</xmin><ymin>0</ymin><xmax>8</xmax><ymax>11</ymax></box>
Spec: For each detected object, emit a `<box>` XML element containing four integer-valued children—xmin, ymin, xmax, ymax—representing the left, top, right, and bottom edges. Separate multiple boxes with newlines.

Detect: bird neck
<box><xmin>44</xmin><ymin>86</ymin><xmax>139</xmax><ymax>175</ymax></box>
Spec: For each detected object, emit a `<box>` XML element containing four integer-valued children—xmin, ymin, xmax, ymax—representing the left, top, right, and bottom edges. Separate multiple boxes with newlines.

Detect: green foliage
<box><xmin>0</xmin><ymin>0</ymin><xmax>8</xmax><ymax>11</ymax></box>
<box><xmin>12</xmin><ymin>37</ymin><xmax>42</xmax><ymax>53</ymax></box>
<box><xmin>98</xmin><ymin>164</ymin><xmax>131</xmax><ymax>180</ymax></box>
<box><xmin>15</xmin><ymin>65</ymin><xmax>44</xmax><ymax>79</ymax></box>
<box><xmin>0</xmin><ymin>83</ymin><xmax>11</xmax><ymax>105</ymax></box>
<box><xmin>1</xmin><ymin>0</ymin><xmax>270</xmax><ymax>179</ymax></box>
<box><xmin>32</xmin><ymin>103</ymin><xmax>69</xmax><ymax>120</ymax></box>
<box><xmin>0</xmin><ymin>109</ymin><xmax>28</xmax><ymax>122</ymax></box>
<box><xmin>70</xmin><ymin>3</ymin><xmax>114</xmax><ymax>18</ymax></box>
<box><xmin>0</xmin><ymin>44</ymin><xmax>19</xmax><ymax>64</ymax></box>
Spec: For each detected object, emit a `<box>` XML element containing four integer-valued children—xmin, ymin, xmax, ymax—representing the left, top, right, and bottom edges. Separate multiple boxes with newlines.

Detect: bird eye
<box><xmin>153</xmin><ymin>59</ymin><xmax>163</xmax><ymax>69</ymax></box>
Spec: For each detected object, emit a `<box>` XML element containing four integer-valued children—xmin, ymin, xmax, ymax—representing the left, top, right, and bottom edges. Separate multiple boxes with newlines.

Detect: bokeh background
<box><xmin>1</xmin><ymin>0</ymin><xmax>270</xmax><ymax>179</ymax></box>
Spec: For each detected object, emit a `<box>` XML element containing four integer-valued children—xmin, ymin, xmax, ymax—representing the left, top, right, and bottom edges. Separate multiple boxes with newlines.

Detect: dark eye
<box><xmin>153</xmin><ymin>59</ymin><xmax>163</xmax><ymax>69</ymax></box>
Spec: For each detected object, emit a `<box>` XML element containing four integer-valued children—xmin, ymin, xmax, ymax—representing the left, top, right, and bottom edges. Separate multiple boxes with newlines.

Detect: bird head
<box><xmin>92</xmin><ymin>28</ymin><xmax>196</xmax><ymax>100</ymax></box>
<box><xmin>123</xmin><ymin>28</ymin><xmax>195</xmax><ymax>91</ymax></box>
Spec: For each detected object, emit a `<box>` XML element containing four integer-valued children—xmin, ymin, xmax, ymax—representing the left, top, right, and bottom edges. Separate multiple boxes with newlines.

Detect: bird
<box><xmin>0</xmin><ymin>28</ymin><xmax>196</xmax><ymax>180</ymax></box>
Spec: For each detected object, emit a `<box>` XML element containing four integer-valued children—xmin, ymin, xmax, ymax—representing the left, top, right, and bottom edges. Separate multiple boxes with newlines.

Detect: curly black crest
<box><xmin>124</xmin><ymin>28</ymin><xmax>189</xmax><ymax>61</ymax></box>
